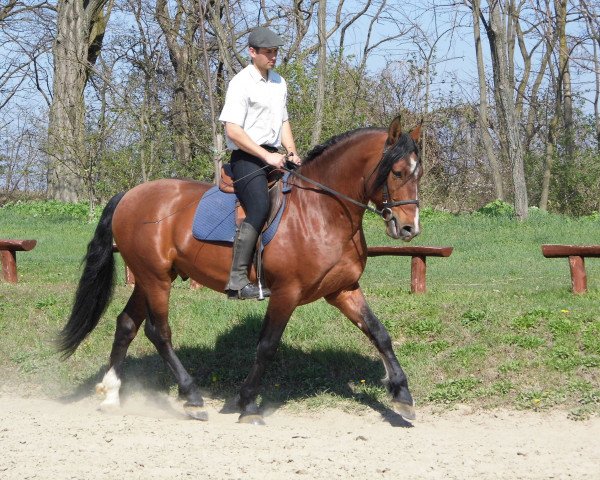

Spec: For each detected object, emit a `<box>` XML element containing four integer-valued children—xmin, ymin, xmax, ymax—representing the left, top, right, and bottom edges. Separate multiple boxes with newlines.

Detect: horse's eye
<box><xmin>392</xmin><ymin>170</ymin><xmax>403</xmax><ymax>179</ymax></box>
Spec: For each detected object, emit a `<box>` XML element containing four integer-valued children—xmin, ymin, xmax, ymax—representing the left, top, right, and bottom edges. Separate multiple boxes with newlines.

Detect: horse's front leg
<box><xmin>237</xmin><ymin>298</ymin><xmax>296</xmax><ymax>425</ymax></box>
<box><xmin>326</xmin><ymin>284</ymin><xmax>416</xmax><ymax>420</ymax></box>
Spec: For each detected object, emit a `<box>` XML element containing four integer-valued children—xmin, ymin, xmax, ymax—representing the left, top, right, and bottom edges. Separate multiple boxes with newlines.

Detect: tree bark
<box><xmin>47</xmin><ymin>0</ymin><xmax>112</xmax><ymax>201</ymax></box>
<box><xmin>484</xmin><ymin>1</ymin><xmax>529</xmax><ymax>219</ymax></box>
<box><xmin>555</xmin><ymin>0</ymin><xmax>574</xmax><ymax>155</ymax></box>
<box><xmin>197</xmin><ymin>1</ymin><xmax>225</xmax><ymax>184</ymax></box>
<box><xmin>580</xmin><ymin>0</ymin><xmax>600</xmax><ymax>152</ymax></box>
<box><xmin>540</xmin><ymin>112</ymin><xmax>557</xmax><ymax>210</ymax></box>
<box><xmin>311</xmin><ymin>0</ymin><xmax>327</xmax><ymax>146</ymax></box>
<box><xmin>538</xmin><ymin>1</ymin><xmax>559</xmax><ymax>210</ymax></box>
<box><xmin>155</xmin><ymin>0</ymin><xmax>201</xmax><ymax>168</ymax></box>
<box><xmin>470</xmin><ymin>0</ymin><xmax>504</xmax><ymax>200</ymax></box>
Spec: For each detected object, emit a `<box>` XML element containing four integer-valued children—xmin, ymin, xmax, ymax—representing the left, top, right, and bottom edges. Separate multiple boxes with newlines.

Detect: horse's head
<box><xmin>369</xmin><ymin>116</ymin><xmax>422</xmax><ymax>241</ymax></box>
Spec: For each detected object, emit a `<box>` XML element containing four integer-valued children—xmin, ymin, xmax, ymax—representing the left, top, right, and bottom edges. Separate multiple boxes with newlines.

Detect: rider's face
<box><xmin>250</xmin><ymin>47</ymin><xmax>279</xmax><ymax>74</ymax></box>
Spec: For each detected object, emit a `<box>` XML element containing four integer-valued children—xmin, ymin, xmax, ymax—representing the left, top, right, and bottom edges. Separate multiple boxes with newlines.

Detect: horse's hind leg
<box><xmin>326</xmin><ymin>284</ymin><xmax>416</xmax><ymax>420</ymax></box>
<box><xmin>143</xmin><ymin>281</ymin><xmax>207</xmax><ymax>421</ymax></box>
<box><xmin>96</xmin><ymin>286</ymin><xmax>147</xmax><ymax>411</ymax></box>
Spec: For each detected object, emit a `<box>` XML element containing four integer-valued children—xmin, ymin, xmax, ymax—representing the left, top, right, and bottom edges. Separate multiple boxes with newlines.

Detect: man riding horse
<box><xmin>219</xmin><ymin>27</ymin><xmax>301</xmax><ymax>300</ymax></box>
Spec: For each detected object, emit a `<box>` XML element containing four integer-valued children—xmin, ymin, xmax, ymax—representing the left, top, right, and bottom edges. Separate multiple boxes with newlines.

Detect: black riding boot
<box><xmin>225</xmin><ymin>222</ymin><xmax>271</xmax><ymax>300</ymax></box>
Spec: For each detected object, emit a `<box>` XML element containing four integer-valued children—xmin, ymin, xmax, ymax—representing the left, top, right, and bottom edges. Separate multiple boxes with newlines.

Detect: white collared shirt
<box><xmin>219</xmin><ymin>64</ymin><xmax>289</xmax><ymax>150</ymax></box>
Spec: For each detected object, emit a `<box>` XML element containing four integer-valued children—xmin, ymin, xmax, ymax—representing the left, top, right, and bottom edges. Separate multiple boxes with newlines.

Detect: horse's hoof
<box><xmin>393</xmin><ymin>401</ymin><xmax>416</xmax><ymax>421</ymax></box>
<box><xmin>95</xmin><ymin>383</ymin><xmax>107</xmax><ymax>395</ymax></box>
<box><xmin>238</xmin><ymin>413</ymin><xmax>266</xmax><ymax>425</ymax></box>
<box><xmin>184</xmin><ymin>403</ymin><xmax>209</xmax><ymax>421</ymax></box>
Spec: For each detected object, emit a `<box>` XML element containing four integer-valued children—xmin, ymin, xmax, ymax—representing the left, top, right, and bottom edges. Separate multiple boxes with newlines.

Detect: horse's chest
<box><xmin>296</xmin><ymin>244</ymin><xmax>366</xmax><ymax>298</ymax></box>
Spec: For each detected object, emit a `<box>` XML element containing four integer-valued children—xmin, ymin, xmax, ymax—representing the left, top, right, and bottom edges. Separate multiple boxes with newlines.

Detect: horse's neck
<box><xmin>300</xmin><ymin>136</ymin><xmax>380</xmax><ymax>201</ymax></box>
<box><xmin>290</xmin><ymin>135</ymin><xmax>381</xmax><ymax>240</ymax></box>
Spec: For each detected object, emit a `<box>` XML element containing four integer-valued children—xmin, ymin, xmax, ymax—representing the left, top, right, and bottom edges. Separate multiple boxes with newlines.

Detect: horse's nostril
<box><xmin>401</xmin><ymin>225</ymin><xmax>413</xmax><ymax>236</ymax></box>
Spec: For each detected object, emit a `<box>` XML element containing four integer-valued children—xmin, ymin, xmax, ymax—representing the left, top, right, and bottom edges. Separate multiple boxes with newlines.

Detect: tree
<box><xmin>1</xmin><ymin>1</ymin><xmax>54</xmax><ymax>112</ymax></box>
<box><xmin>47</xmin><ymin>0</ymin><xmax>113</xmax><ymax>201</ymax></box>
<box><xmin>311</xmin><ymin>0</ymin><xmax>327</xmax><ymax>146</ymax></box>
<box><xmin>466</xmin><ymin>0</ymin><xmax>529</xmax><ymax>219</ymax></box>
<box><xmin>469</xmin><ymin>0</ymin><xmax>502</xmax><ymax>200</ymax></box>
<box><xmin>555</xmin><ymin>0</ymin><xmax>574</xmax><ymax>156</ymax></box>
<box><xmin>580</xmin><ymin>0</ymin><xmax>600</xmax><ymax>152</ymax></box>
<box><xmin>155</xmin><ymin>0</ymin><xmax>202</xmax><ymax>170</ymax></box>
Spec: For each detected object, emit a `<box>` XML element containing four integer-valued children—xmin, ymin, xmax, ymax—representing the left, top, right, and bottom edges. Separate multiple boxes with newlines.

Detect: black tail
<box><xmin>58</xmin><ymin>192</ymin><xmax>125</xmax><ymax>358</ymax></box>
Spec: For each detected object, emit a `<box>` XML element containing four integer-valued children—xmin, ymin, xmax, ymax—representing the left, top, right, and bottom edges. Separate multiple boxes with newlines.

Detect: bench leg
<box><xmin>124</xmin><ymin>264</ymin><xmax>135</xmax><ymax>285</ymax></box>
<box><xmin>411</xmin><ymin>255</ymin><xmax>427</xmax><ymax>294</ymax></box>
<box><xmin>1</xmin><ymin>250</ymin><xmax>18</xmax><ymax>283</ymax></box>
<box><xmin>568</xmin><ymin>255</ymin><xmax>587</xmax><ymax>294</ymax></box>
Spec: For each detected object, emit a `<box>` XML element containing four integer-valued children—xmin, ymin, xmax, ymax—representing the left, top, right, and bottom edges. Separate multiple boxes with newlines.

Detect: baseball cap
<box><xmin>248</xmin><ymin>27</ymin><xmax>284</xmax><ymax>48</ymax></box>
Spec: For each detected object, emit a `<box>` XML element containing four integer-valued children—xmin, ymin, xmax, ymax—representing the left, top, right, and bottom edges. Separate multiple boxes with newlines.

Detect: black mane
<box><xmin>303</xmin><ymin>127</ymin><xmax>381</xmax><ymax>165</ymax></box>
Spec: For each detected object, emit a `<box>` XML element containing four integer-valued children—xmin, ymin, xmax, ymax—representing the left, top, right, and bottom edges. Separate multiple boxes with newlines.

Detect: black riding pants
<box><xmin>230</xmin><ymin>149</ymin><xmax>273</xmax><ymax>233</ymax></box>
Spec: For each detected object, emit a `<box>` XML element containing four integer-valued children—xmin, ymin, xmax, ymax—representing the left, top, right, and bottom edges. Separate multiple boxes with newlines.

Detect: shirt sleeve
<box><xmin>282</xmin><ymin>79</ymin><xmax>289</xmax><ymax>123</ymax></box>
<box><xmin>218</xmin><ymin>77</ymin><xmax>247</xmax><ymax>126</ymax></box>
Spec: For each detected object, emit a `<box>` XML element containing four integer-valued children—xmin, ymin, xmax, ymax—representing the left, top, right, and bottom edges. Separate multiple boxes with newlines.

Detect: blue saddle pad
<box><xmin>192</xmin><ymin>173</ymin><xmax>290</xmax><ymax>246</ymax></box>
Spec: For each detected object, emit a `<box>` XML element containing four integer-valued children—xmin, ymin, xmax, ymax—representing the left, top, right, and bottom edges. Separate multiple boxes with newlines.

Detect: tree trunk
<box><xmin>538</xmin><ymin>3</ymin><xmax>559</xmax><ymax>211</ymax></box>
<box><xmin>595</xmin><ymin>37</ymin><xmax>600</xmax><ymax>152</ymax></box>
<box><xmin>311</xmin><ymin>0</ymin><xmax>327</xmax><ymax>146</ymax></box>
<box><xmin>555</xmin><ymin>0</ymin><xmax>574</xmax><ymax>155</ymax></box>
<box><xmin>471</xmin><ymin>0</ymin><xmax>504</xmax><ymax>200</ymax></box>
<box><xmin>47</xmin><ymin>0</ymin><xmax>112</xmax><ymax>201</ymax></box>
<box><xmin>486</xmin><ymin>1</ymin><xmax>528</xmax><ymax>219</ymax></box>
<box><xmin>155</xmin><ymin>0</ymin><xmax>200</xmax><ymax>169</ymax></box>
<box><xmin>585</xmin><ymin>14</ymin><xmax>600</xmax><ymax>152</ymax></box>
<box><xmin>172</xmin><ymin>83</ymin><xmax>194</xmax><ymax>166</ymax></box>
<box><xmin>540</xmin><ymin>113</ymin><xmax>557</xmax><ymax>210</ymax></box>
<box><xmin>197</xmin><ymin>2</ymin><xmax>225</xmax><ymax>184</ymax></box>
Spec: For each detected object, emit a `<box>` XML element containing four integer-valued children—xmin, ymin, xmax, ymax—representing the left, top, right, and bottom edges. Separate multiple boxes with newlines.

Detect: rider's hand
<box><xmin>264</xmin><ymin>151</ymin><xmax>285</xmax><ymax>168</ymax></box>
<box><xmin>287</xmin><ymin>151</ymin><xmax>302</xmax><ymax>166</ymax></box>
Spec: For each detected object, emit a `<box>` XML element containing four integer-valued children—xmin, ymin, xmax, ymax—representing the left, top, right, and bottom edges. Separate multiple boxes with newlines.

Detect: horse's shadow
<box><xmin>63</xmin><ymin>314</ymin><xmax>411</xmax><ymax>427</ymax></box>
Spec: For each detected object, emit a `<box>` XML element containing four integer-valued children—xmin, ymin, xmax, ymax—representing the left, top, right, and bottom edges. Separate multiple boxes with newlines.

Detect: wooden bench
<box><xmin>0</xmin><ymin>239</ymin><xmax>37</xmax><ymax>283</ymax></box>
<box><xmin>541</xmin><ymin>244</ymin><xmax>600</xmax><ymax>294</ymax></box>
<box><xmin>367</xmin><ymin>246</ymin><xmax>453</xmax><ymax>293</ymax></box>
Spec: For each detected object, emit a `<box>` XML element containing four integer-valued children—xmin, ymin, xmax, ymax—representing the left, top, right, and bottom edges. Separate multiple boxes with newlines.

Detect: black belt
<box><xmin>261</xmin><ymin>145</ymin><xmax>278</xmax><ymax>153</ymax></box>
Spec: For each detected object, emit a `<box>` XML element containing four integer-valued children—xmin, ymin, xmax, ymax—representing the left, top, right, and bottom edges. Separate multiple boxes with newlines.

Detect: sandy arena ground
<box><xmin>1</xmin><ymin>391</ymin><xmax>599</xmax><ymax>479</ymax></box>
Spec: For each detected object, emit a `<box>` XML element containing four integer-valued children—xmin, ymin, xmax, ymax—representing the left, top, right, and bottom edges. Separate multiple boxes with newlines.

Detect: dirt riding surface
<box><xmin>1</xmin><ymin>392</ymin><xmax>598</xmax><ymax>479</ymax></box>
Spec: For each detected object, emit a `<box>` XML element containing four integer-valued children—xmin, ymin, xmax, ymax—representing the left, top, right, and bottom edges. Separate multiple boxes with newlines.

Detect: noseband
<box><xmin>380</xmin><ymin>182</ymin><xmax>419</xmax><ymax>223</ymax></box>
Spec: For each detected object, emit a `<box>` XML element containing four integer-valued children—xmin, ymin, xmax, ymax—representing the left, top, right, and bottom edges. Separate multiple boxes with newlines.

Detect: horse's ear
<box><xmin>386</xmin><ymin>115</ymin><xmax>403</xmax><ymax>145</ymax></box>
<box><xmin>410</xmin><ymin>120</ymin><xmax>423</xmax><ymax>142</ymax></box>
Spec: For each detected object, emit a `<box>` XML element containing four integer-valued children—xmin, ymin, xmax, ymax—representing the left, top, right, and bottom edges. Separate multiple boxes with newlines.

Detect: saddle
<box><xmin>219</xmin><ymin>163</ymin><xmax>285</xmax><ymax>231</ymax></box>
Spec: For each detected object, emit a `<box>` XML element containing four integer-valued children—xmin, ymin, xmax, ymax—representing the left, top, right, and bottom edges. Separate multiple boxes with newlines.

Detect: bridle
<box><xmin>380</xmin><ymin>179</ymin><xmax>420</xmax><ymax>223</ymax></box>
<box><xmin>282</xmin><ymin>147</ymin><xmax>419</xmax><ymax>224</ymax></box>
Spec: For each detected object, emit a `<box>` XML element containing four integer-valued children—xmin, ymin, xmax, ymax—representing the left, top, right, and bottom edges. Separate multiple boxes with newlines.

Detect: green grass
<box><xmin>1</xmin><ymin>206</ymin><xmax>599</xmax><ymax>419</ymax></box>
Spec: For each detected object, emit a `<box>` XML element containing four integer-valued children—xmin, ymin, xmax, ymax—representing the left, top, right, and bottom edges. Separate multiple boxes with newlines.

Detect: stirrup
<box><xmin>226</xmin><ymin>283</ymin><xmax>271</xmax><ymax>300</ymax></box>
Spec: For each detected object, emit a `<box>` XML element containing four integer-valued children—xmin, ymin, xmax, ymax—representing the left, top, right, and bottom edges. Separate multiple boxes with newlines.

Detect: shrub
<box><xmin>420</xmin><ymin>207</ymin><xmax>455</xmax><ymax>221</ymax></box>
<box><xmin>1</xmin><ymin>200</ymin><xmax>98</xmax><ymax>221</ymax></box>
<box><xmin>476</xmin><ymin>200</ymin><xmax>515</xmax><ymax>217</ymax></box>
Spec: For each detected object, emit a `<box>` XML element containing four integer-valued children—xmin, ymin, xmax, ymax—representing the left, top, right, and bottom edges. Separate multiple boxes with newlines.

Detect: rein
<box><xmin>282</xmin><ymin>155</ymin><xmax>419</xmax><ymax>224</ymax></box>
<box><xmin>281</xmin><ymin>165</ymin><xmax>385</xmax><ymax>217</ymax></box>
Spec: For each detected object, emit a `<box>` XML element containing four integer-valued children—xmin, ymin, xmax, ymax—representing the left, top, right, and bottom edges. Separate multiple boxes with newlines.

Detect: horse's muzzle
<box><xmin>386</xmin><ymin>216</ymin><xmax>419</xmax><ymax>241</ymax></box>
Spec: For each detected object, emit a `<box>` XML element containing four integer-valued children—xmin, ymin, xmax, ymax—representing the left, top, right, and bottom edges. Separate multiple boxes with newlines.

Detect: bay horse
<box><xmin>59</xmin><ymin>116</ymin><xmax>422</xmax><ymax>424</ymax></box>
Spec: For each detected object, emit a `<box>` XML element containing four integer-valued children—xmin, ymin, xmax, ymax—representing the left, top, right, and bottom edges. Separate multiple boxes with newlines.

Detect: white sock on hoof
<box><xmin>97</xmin><ymin>367</ymin><xmax>121</xmax><ymax>409</ymax></box>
